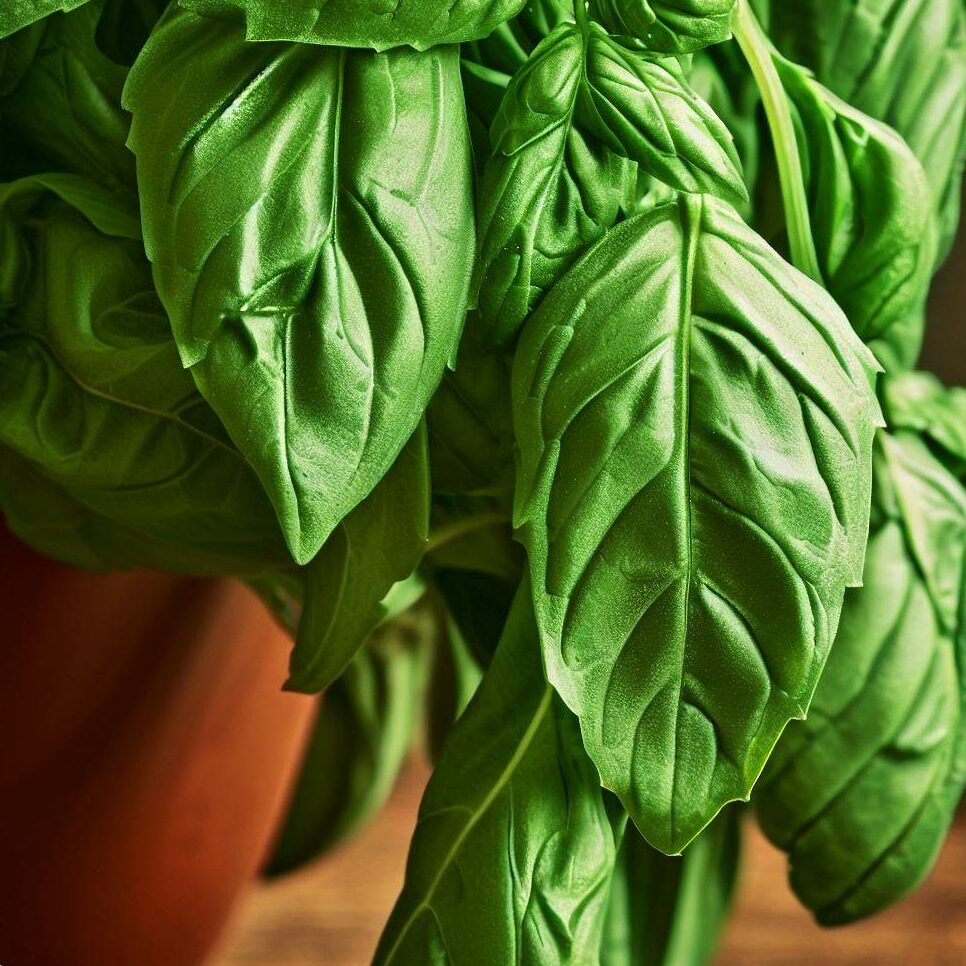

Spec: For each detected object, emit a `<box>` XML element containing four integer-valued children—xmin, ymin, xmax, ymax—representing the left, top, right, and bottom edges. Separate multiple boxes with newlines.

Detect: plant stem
<box><xmin>425</xmin><ymin>512</ymin><xmax>510</xmax><ymax>556</ymax></box>
<box><xmin>574</xmin><ymin>0</ymin><xmax>589</xmax><ymax>33</ymax></box>
<box><xmin>732</xmin><ymin>0</ymin><xmax>822</xmax><ymax>284</ymax></box>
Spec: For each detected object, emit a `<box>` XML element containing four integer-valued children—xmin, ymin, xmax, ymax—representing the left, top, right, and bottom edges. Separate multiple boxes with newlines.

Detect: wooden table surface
<box><xmin>212</xmin><ymin>759</ymin><xmax>966</xmax><ymax>966</ymax></box>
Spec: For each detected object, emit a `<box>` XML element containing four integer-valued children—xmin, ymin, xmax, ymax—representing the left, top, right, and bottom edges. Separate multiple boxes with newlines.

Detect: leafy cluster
<box><xmin>1</xmin><ymin>0</ymin><xmax>965</xmax><ymax>961</ymax></box>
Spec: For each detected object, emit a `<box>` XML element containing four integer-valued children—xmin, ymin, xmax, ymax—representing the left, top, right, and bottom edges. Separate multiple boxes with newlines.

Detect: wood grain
<box><xmin>213</xmin><ymin>758</ymin><xmax>966</xmax><ymax>966</ymax></box>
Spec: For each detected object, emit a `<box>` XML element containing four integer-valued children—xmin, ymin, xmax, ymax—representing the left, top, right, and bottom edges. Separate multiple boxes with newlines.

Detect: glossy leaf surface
<box><xmin>374</xmin><ymin>585</ymin><xmax>623</xmax><ymax>965</ymax></box>
<box><xmin>0</xmin><ymin>0</ymin><xmax>92</xmax><ymax>39</ymax></box>
<box><xmin>764</xmin><ymin>0</ymin><xmax>966</xmax><ymax>266</ymax></box>
<box><xmin>756</xmin><ymin>432</ymin><xmax>966</xmax><ymax>924</ymax></box>
<box><xmin>287</xmin><ymin>426</ymin><xmax>430</xmax><ymax>694</ymax></box>
<box><xmin>180</xmin><ymin>0</ymin><xmax>529</xmax><ymax>50</ymax></box>
<box><xmin>588</xmin><ymin>0</ymin><xmax>736</xmax><ymax>54</ymax></box>
<box><xmin>125</xmin><ymin>9</ymin><xmax>474</xmax><ymax>564</ymax></box>
<box><xmin>476</xmin><ymin>22</ymin><xmax>742</xmax><ymax>345</ymax></box>
<box><xmin>776</xmin><ymin>56</ymin><xmax>935</xmax><ymax>371</ymax></box>
<box><xmin>514</xmin><ymin>193</ymin><xmax>882</xmax><ymax>853</ymax></box>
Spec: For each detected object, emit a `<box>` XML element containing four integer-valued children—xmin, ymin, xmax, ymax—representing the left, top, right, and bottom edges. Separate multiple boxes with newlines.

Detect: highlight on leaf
<box><xmin>513</xmin><ymin>192</ymin><xmax>882</xmax><ymax>854</ymax></box>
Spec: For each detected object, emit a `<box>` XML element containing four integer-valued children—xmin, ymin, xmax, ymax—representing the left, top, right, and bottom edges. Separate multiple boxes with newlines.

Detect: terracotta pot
<box><xmin>0</xmin><ymin>531</ymin><xmax>314</xmax><ymax>966</ymax></box>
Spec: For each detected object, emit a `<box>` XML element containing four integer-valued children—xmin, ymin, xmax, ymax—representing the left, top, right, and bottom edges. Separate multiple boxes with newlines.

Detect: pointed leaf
<box><xmin>267</xmin><ymin>608</ymin><xmax>434</xmax><ymax>877</ymax></box>
<box><xmin>577</xmin><ymin>23</ymin><xmax>746</xmax><ymax>203</ymax></box>
<box><xmin>588</xmin><ymin>0</ymin><xmax>736</xmax><ymax>54</ymax></box>
<box><xmin>125</xmin><ymin>9</ymin><xmax>474</xmax><ymax>564</ymax></box>
<box><xmin>765</xmin><ymin>0</ymin><xmax>966</xmax><ymax>265</ymax></box>
<box><xmin>513</xmin><ymin>194</ymin><xmax>881</xmax><ymax>853</ymax></box>
<box><xmin>287</xmin><ymin>426</ymin><xmax>430</xmax><ymax>694</ymax></box>
<box><xmin>0</xmin><ymin>0</ymin><xmax>93</xmax><ymax>40</ymax></box>
<box><xmin>775</xmin><ymin>56</ymin><xmax>936</xmax><ymax>371</ymax></box>
<box><xmin>374</xmin><ymin>584</ymin><xmax>623</xmax><ymax>965</ymax></box>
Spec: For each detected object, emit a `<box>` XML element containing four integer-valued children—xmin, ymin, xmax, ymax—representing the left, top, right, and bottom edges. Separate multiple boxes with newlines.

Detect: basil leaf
<box><xmin>775</xmin><ymin>56</ymin><xmax>936</xmax><ymax>371</ymax></box>
<box><xmin>0</xmin><ymin>175</ymin><xmax>289</xmax><ymax>575</ymax></box>
<box><xmin>601</xmin><ymin>808</ymin><xmax>741</xmax><ymax>966</ymax></box>
<box><xmin>476</xmin><ymin>21</ymin><xmax>742</xmax><ymax>345</ymax></box>
<box><xmin>425</xmin><ymin>609</ymin><xmax>484</xmax><ymax>763</ymax></box>
<box><xmin>427</xmin><ymin>318</ymin><xmax>514</xmax><ymax>497</ymax></box>
<box><xmin>125</xmin><ymin>9</ymin><xmax>475</xmax><ymax>565</ymax></box>
<box><xmin>0</xmin><ymin>0</ymin><xmax>93</xmax><ymax>40</ymax></box>
<box><xmin>755</xmin><ymin>433</ymin><xmax>966</xmax><ymax>924</ymax></box>
<box><xmin>588</xmin><ymin>0</ymin><xmax>736</xmax><ymax>54</ymax></box>
<box><xmin>513</xmin><ymin>193</ymin><xmax>882</xmax><ymax>854</ymax></box>
<box><xmin>764</xmin><ymin>0</ymin><xmax>966</xmax><ymax>267</ymax></box>
<box><xmin>0</xmin><ymin>444</ymin><xmax>262</xmax><ymax>574</ymax></box>
<box><xmin>882</xmin><ymin>372</ymin><xmax>966</xmax><ymax>481</ymax></box>
<box><xmin>576</xmin><ymin>23</ymin><xmax>747</xmax><ymax>201</ymax></box>
<box><xmin>689</xmin><ymin>45</ymin><xmax>761</xmax><ymax>219</ymax></box>
<box><xmin>1</xmin><ymin>1</ymin><xmax>134</xmax><ymax>192</ymax></box>
<box><xmin>475</xmin><ymin>24</ymin><xmax>634</xmax><ymax>347</ymax></box>
<box><xmin>179</xmin><ymin>0</ymin><xmax>530</xmax><ymax>50</ymax></box>
<box><xmin>374</xmin><ymin>582</ymin><xmax>623</xmax><ymax>965</ymax></box>
<box><xmin>267</xmin><ymin>608</ymin><xmax>434</xmax><ymax>878</ymax></box>
<box><xmin>460</xmin><ymin>0</ymin><xmax>566</xmax><ymax>138</ymax></box>
<box><xmin>286</xmin><ymin>426</ymin><xmax>430</xmax><ymax>694</ymax></box>
<box><xmin>434</xmin><ymin>569</ymin><xmax>518</xmax><ymax>668</ymax></box>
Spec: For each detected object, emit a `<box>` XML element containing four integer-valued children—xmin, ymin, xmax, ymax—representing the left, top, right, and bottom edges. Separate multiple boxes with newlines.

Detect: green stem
<box><xmin>732</xmin><ymin>0</ymin><xmax>822</xmax><ymax>284</ymax></box>
<box><xmin>573</xmin><ymin>0</ymin><xmax>589</xmax><ymax>33</ymax></box>
<box><xmin>425</xmin><ymin>512</ymin><xmax>510</xmax><ymax>556</ymax></box>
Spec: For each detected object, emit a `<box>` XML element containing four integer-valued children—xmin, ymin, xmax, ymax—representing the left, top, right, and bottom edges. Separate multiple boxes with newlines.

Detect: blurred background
<box><xmin>209</xmin><ymin>211</ymin><xmax>966</xmax><ymax>966</ymax></box>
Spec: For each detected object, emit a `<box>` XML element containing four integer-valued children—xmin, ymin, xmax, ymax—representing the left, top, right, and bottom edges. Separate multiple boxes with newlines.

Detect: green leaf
<box><xmin>0</xmin><ymin>175</ymin><xmax>289</xmax><ymax>575</ymax></box>
<box><xmin>434</xmin><ymin>569</ymin><xmax>518</xmax><ymax>668</ymax></box>
<box><xmin>266</xmin><ymin>607</ymin><xmax>434</xmax><ymax>878</ymax></box>
<box><xmin>601</xmin><ymin>808</ymin><xmax>741</xmax><ymax>966</ymax></box>
<box><xmin>883</xmin><ymin>433</ymin><xmax>966</xmax><ymax>633</ymax></box>
<box><xmin>425</xmin><ymin>608</ymin><xmax>485</xmax><ymax>763</ymax></box>
<box><xmin>374</xmin><ymin>582</ymin><xmax>624</xmax><ymax>965</ymax></box>
<box><xmin>588</xmin><ymin>0</ymin><xmax>736</xmax><ymax>54</ymax></box>
<box><xmin>774</xmin><ymin>56</ymin><xmax>936</xmax><ymax>371</ymax></box>
<box><xmin>475</xmin><ymin>21</ymin><xmax>742</xmax><ymax>345</ymax></box>
<box><xmin>124</xmin><ymin>9</ymin><xmax>475</xmax><ymax>565</ymax></box>
<box><xmin>764</xmin><ymin>0</ymin><xmax>966</xmax><ymax>266</ymax></box>
<box><xmin>426</xmin><ymin>317</ymin><xmax>514</xmax><ymax>498</ymax></box>
<box><xmin>179</xmin><ymin>0</ymin><xmax>530</xmax><ymax>50</ymax></box>
<box><xmin>460</xmin><ymin>0</ymin><xmax>567</xmax><ymax>146</ymax></box>
<box><xmin>576</xmin><ymin>23</ymin><xmax>747</xmax><ymax>201</ymax></box>
<box><xmin>688</xmin><ymin>46</ymin><xmax>761</xmax><ymax>219</ymax></box>
<box><xmin>0</xmin><ymin>1</ymin><xmax>135</xmax><ymax>191</ymax></box>
<box><xmin>755</xmin><ymin>433</ymin><xmax>966</xmax><ymax>924</ymax></box>
<box><xmin>513</xmin><ymin>193</ymin><xmax>882</xmax><ymax>854</ymax></box>
<box><xmin>286</xmin><ymin>425</ymin><xmax>431</xmax><ymax>694</ymax></box>
<box><xmin>882</xmin><ymin>371</ymin><xmax>966</xmax><ymax>481</ymax></box>
<box><xmin>475</xmin><ymin>24</ymin><xmax>633</xmax><ymax>347</ymax></box>
<box><xmin>0</xmin><ymin>444</ymin><xmax>263</xmax><ymax>574</ymax></box>
<box><xmin>0</xmin><ymin>0</ymin><xmax>93</xmax><ymax>40</ymax></box>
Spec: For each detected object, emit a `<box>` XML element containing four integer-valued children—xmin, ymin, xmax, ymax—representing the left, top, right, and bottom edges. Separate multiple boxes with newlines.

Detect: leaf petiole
<box><xmin>732</xmin><ymin>0</ymin><xmax>822</xmax><ymax>283</ymax></box>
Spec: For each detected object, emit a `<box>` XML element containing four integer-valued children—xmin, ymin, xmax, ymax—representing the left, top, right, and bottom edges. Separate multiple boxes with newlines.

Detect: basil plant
<box><xmin>2</xmin><ymin>0</ymin><xmax>965</xmax><ymax>960</ymax></box>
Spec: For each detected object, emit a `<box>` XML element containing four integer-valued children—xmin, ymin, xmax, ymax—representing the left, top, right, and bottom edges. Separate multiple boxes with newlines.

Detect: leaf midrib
<box><xmin>378</xmin><ymin>685</ymin><xmax>554</xmax><ymax>964</ymax></box>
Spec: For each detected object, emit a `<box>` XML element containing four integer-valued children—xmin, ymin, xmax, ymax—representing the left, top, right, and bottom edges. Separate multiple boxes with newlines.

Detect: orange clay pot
<box><xmin>0</xmin><ymin>530</ymin><xmax>314</xmax><ymax>966</ymax></box>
